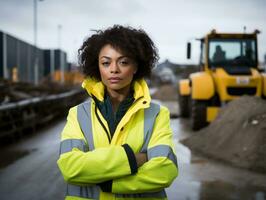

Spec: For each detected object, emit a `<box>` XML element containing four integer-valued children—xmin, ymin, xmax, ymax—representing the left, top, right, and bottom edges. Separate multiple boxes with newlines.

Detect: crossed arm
<box><xmin>57</xmin><ymin>106</ymin><xmax>178</xmax><ymax>193</ymax></box>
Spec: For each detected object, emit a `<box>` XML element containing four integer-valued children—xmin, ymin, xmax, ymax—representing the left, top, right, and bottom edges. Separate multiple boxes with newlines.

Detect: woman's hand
<box><xmin>135</xmin><ymin>153</ymin><xmax>147</xmax><ymax>167</ymax></box>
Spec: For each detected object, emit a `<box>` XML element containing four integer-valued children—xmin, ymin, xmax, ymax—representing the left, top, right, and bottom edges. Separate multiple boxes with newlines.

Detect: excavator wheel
<box><xmin>178</xmin><ymin>94</ymin><xmax>190</xmax><ymax>117</ymax></box>
<box><xmin>191</xmin><ymin>100</ymin><xmax>208</xmax><ymax>131</ymax></box>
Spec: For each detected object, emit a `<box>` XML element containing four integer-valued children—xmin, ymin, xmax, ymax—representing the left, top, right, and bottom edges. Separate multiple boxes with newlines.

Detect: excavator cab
<box><xmin>207</xmin><ymin>35</ymin><xmax>257</xmax><ymax>75</ymax></box>
<box><xmin>179</xmin><ymin>30</ymin><xmax>266</xmax><ymax>130</ymax></box>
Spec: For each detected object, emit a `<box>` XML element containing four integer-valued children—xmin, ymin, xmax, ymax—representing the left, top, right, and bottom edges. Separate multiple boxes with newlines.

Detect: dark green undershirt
<box><xmin>93</xmin><ymin>90</ymin><xmax>135</xmax><ymax>138</ymax></box>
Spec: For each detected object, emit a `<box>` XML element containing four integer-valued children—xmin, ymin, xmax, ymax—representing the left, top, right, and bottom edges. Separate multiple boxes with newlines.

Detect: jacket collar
<box><xmin>82</xmin><ymin>78</ymin><xmax>151</xmax><ymax>103</ymax></box>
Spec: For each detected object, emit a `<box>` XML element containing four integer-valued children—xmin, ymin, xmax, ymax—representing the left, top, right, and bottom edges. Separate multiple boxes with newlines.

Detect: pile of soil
<box><xmin>151</xmin><ymin>84</ymin><xmax>178</xmax><ymax>101</ymax></box>
<box><xmin>182</xmin><ymin>96</ymin><xmax>266</xmax><ymax>173</ymax></box>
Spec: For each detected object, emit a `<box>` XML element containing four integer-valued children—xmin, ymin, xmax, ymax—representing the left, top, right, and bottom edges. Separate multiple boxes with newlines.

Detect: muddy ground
<box><xmin>152</xmin><ymin>84</ymin><xmax>266</xmax><ymax>174</ymax></box>
<box><xmin>152</xmin><ymin>84</ymin><xmax>178</xmax><ymax>101</ymax></box>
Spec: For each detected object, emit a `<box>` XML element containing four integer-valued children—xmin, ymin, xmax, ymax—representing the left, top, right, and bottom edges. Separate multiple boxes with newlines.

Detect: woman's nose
<box><xmin>110</xmin><ymin>62</ymin><xmax>119</xmax><ymax>73</ymax></box>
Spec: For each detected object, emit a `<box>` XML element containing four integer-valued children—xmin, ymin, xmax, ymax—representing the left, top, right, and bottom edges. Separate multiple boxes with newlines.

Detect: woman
<box><xmin>57</xmin><ymin>25</ymin><xmax>178</xmax><ymax>200</ymax></box>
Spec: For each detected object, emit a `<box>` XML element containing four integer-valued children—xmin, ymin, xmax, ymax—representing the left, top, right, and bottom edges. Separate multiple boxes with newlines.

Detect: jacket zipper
<box><xmin>94</xmin><ymin>96</ymin><xmax>146</xmax><ymax>144</ymax></box>
<box><xmin>112</xmin><ymin>96</ymin><xmax>145</xmax><ymax>136</ymax></box>
<box><xmin>94</xmin><ymin>105</ymin><xmax>111</xmax><ymax>143</ymax></box>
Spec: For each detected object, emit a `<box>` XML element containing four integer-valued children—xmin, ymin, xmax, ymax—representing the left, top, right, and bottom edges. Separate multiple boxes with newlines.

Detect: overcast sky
<box><xmin>0</xmin><ymin>0</ymin><xmax>266</xmax><ymax>64</ymax></box>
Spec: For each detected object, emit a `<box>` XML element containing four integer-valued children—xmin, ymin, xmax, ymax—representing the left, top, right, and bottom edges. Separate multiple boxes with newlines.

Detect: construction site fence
<box><xmin>0</xmin><ymin>89</ymin><xmax>87</xmax><ymax>141</ymax></box>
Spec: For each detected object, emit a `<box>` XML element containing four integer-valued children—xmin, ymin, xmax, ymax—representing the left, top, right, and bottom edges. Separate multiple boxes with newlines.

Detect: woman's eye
<box><xmin>119</xmin><ymin>60</ymin><xmax>129</xmax><ymax>66</ymax></box>
<box><xmin>102</xmin><ymin>62</ymin><xmax>110</xmax><ymax>67</ymax></box>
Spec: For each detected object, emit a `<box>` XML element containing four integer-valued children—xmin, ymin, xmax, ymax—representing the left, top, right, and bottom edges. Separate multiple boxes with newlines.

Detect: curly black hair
<box><xmin>78</xmin><ymin>25</ymin><xmax>159</xmax><ymax>80</ymax></box>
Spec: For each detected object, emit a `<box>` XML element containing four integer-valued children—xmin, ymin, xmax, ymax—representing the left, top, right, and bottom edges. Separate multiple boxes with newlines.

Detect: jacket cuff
<box><xmin>98</xmin><ymin>180</ymin><xmax>113</xmax><ymax>192</ymax></box>
<box><xmin>122</xmin><ymin>144</ymin><xmax>138</xmax><ymax>174</ymax></box>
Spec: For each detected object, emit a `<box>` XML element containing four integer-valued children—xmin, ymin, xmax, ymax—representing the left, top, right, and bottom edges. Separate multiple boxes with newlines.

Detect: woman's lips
<box><xmin>108</xmin><ymin>77</ymin><xmax>122</xmax><ymax>83</ymax></box>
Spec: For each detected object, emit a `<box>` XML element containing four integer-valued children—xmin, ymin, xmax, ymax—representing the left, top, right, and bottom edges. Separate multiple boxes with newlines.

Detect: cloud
<box><xmin>0</xmin><ymin>0</ymin><xmax>265</xmax><ymax>63</ymax></box>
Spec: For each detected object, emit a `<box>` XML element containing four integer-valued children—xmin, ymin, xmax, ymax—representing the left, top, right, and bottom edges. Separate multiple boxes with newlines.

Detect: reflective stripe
<box><xmin>77</xmin><ymin>100</ymin><xmax>160</xmax><ymax>153</ymax></box>
<box><xmin>77</xmin><ymin>99</ymin><xmax>95</xmax><ymax>150</ymax></box>
<box><xmin>67</xmin><ymin>184</ymin><xmax>100</xmax><ymax>199</ymax></box>
<box><xmin>115</xmin><ymin>189</ymin><xmax>166</xmax><ymax>198</ymax></box>
<box><xmin>59</xmin><ymin>139</ymin><xmax>88</xmax><ymax>155</ymax></box>
<box><xmin>64</xmin><ymin>100</ymin><xmax>99</xmax><ymax>200</ymax></box>
<box><xmin>70</xmin><ymin>101</ymin><xmax>164</xmax><ymax>199</ymax></box>
<box><xmin>140</xmin><ymin>102</ymin><xmax>160</xmax><ymax>153</ymax></box>
<box><xmin>148</xmin><ymin>145</ymin><xmax>178</xmax><ymax>168</ymax></box>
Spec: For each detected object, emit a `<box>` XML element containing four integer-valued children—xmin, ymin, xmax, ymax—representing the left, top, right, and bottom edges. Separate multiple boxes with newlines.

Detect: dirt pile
<box><xmin>151</xmin><ymin>84</ymin><xmax>178</xmax><ymax>101</ymax></box>
<box><xmin>182</xmin><ymin>96</ymin><xmax>266</xmax><ymax>173</ymax></box>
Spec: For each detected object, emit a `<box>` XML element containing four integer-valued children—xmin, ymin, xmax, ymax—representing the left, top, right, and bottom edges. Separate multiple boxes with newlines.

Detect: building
<box><xmin>0</xmin><ymin>30</ymin><xmax>69</xmax><ymax>83</ymax></box>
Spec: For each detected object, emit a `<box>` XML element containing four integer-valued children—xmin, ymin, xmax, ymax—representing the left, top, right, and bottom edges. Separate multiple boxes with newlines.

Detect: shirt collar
<box><xmin>82</xmin><ymin>78</ymin><xmax>151</xmax><ymax>103</ymax></box>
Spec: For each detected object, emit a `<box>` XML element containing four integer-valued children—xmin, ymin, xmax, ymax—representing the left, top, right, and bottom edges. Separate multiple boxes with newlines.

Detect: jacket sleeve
<box><xmin>57</xmin><ymin>106</ymin><xmax>137</xmax><ymax>186</ymax></box>
<box><xmin>111</xmin><ymin>106</ymin><xmax>178</xmax><ymax>194</ymax></box>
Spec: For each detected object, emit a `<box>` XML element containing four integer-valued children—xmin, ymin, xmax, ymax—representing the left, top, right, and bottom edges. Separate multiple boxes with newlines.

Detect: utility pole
<box><xmin>57</xmin><ymin>24</ymin><xmax>64</xmax><ymax>84</ymax></box>
<box><xmin>58</xmin><ymin>24</ymin><xmax>62</xmax><ymax>49</ymax></box>
<box><xmin>33</xmin><ymin>0</ymin><xmax>38</xmax><ymax>85</ymax></box>
<box><xmin>264</xmin><ymin>54</ymin><xmax>266</xmax><ymax>72</ymax></box>
<box><xmin>33</xmin><ymin>0</ymin><xmax>44</xmax><ymax>85</ymax></box>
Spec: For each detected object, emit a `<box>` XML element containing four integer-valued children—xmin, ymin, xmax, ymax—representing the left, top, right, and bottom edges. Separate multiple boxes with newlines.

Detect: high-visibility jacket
<box><xmin>57</xmin><ymin>78</ymin><xmax>178</xmax><ymax>200</ymax></box>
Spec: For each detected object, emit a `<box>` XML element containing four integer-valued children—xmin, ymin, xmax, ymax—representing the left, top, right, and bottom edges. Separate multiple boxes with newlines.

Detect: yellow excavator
<box><xmin>178</xmin><ymin>29</ymin><xmax>266</xmax><ymax>130</ymax></box>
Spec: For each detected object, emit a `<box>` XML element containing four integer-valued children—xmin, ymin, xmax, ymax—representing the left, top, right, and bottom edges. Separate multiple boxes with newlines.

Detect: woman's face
<box><xmin>98</xmin><ymin>44</ymin><xmax>137</xmax><ymax>92</ymax></box>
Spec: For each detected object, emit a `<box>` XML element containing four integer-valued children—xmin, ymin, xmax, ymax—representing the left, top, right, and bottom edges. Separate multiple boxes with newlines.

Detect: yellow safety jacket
<box><xmin>57</xmin><ymin>78</ymin><xmax>178</xmax><ymax>200</ymax></box>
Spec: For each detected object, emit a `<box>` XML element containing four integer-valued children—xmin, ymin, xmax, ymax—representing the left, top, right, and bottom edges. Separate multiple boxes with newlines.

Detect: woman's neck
<box><xmin>106</xmin><ymin>85</ymin><xmax>131</xmax><ymax>113</ymax></box>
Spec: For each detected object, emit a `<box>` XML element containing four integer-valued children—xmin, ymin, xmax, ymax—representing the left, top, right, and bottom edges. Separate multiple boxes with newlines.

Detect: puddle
<box><xmin>0</xmin><ymin>148</ymin><xmax>37</xmax><ymax>169</ymax></box>
<box><xmin>175</xmin><ymin>141</ymin><xmax>191</xmax><ymax>164</ymax></box>
<box><xmin>199</xmin><ymin>180</ymin><xmax>266</xmax><ymax>200</ymax></box>
<box><xmin>168</xmin><ymin>179</ymin><xmax>266</xmax><ymax>200</ymax></box>
<box><xmin>169</xmin><ymin>117</ymin><xmax>266</xmax><ymax>200</ymax></box>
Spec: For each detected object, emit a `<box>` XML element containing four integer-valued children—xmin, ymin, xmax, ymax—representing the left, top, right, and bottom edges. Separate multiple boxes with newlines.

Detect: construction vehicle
<box><xmin>178</xmin><ymin>29</ymin><xmax>266</xmax><ymax>130</ymax></box>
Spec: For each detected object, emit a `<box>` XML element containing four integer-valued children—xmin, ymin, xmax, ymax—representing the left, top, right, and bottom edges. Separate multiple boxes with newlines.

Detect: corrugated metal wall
<box><xmin>0</xmin><ymin>30</ymin><xmax>68</xmax><ymax>83</ymax></box>
<box><xmin>43</xmin><ymin>49</ymin><xmax>68</xmax><ymax>76</ymax></box>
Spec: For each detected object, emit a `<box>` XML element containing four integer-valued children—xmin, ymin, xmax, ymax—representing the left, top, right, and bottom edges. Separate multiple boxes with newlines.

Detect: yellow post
<box><xmin>12</xmin><ymin>67</ymin><xmax>18</xmax><ymax>82</ymax></box>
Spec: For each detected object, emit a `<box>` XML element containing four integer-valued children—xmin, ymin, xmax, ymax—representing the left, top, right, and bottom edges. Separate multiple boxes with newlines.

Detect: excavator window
<box><xmin>208</xmin><ymin>38</ymin><xmax>256</xmax><ymax>68</ymax></box>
